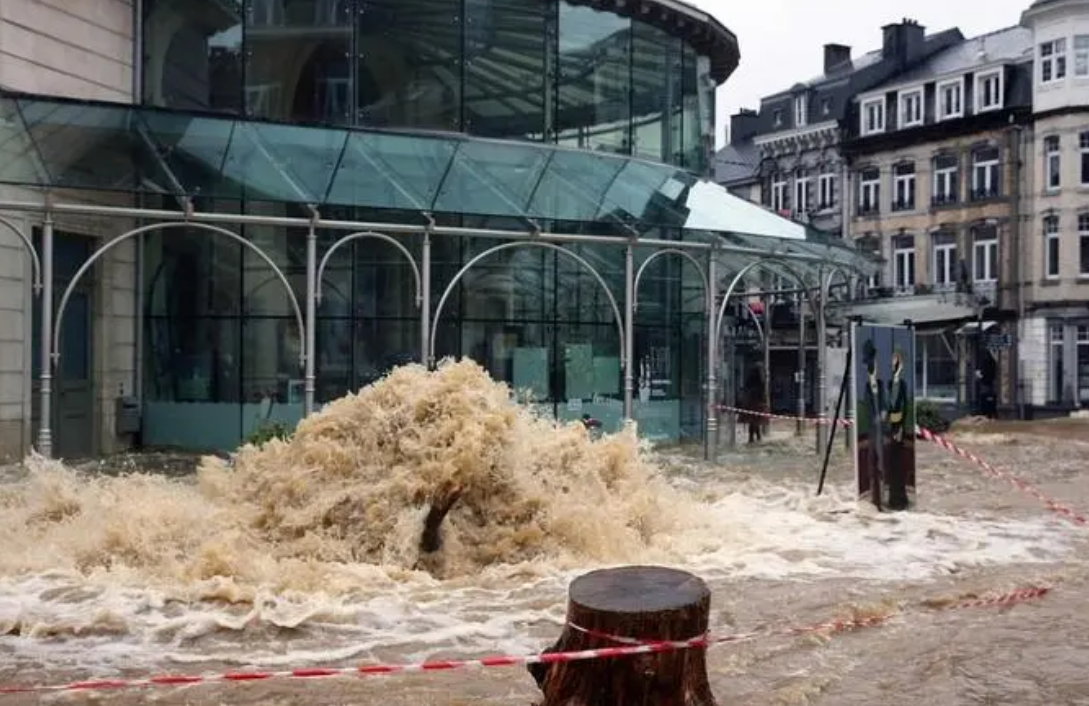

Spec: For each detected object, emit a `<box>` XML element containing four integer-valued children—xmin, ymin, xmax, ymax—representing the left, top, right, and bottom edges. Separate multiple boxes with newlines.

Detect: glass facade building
<box><xmin>142</xmin><ymin>0</ymin><xmax>719</xmax><ymax>173</ymax></box>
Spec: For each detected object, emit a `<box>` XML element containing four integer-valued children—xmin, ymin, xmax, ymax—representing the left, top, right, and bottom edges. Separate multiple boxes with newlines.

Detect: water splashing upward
<box><xmin>1</xmin><ymin>360</ymin><xmax>689</xmax><ymax>591</ymax></box>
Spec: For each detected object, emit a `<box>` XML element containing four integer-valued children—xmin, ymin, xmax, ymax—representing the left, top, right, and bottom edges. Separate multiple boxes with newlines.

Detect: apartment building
<box><xmin>1020</xmin><ymin>0</ymin><xmax>1089</xmax><ymax>409</ymax></box>
<box><xmin>840</xmin><ymin>27</ymin><xmax>1034</xmax><ymax>409</ymax></box>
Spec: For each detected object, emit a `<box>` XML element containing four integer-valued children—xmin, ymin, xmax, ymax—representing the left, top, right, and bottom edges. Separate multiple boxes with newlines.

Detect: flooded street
<box><xmin>1</xmin><ymin>375</ymin><xmax>1087</xmax><ymax>706</ymax></box>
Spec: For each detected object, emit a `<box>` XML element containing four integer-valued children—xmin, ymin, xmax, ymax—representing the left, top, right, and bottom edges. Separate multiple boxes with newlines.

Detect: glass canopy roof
<box><xmin>0</xmin><ymin>89</ymin><xmax>876</xmax><ymax>281</ymax></box>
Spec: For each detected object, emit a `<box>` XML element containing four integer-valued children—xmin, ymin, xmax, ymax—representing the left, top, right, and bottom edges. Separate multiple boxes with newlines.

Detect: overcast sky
<box><xmin>687</xmin><ymin>0</ymin><xmax>1035</xmax><ymax>146</ymax></box>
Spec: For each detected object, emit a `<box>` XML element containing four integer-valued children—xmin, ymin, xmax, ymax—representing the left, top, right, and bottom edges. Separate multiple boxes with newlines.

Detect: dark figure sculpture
<box><xmin>860</xmin><ymin>339</ymin><xmax>886</xmax><ymax>510</ymax></box>
<box><xmin>885</xmin><ymin>349</ymin><xmax>910</xmax><ymax>511</ymax></box>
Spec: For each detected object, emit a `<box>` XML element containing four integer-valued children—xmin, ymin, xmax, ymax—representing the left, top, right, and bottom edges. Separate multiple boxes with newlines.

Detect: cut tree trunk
<box><xmin>528</xmin><ymin>565</ymin><xmax>718</xmax><ymax>706</ymax></box>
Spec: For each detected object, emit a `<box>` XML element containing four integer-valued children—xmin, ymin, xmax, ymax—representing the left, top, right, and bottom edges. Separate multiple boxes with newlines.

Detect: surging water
<box><xmin>0</xmin><ymin>360</ymin><xmax>1083</xmax><ymax>702</ymax></box>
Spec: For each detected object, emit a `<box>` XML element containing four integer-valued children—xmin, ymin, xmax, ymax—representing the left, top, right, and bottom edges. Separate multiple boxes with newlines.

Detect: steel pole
<box><xmin>303</xmin><ymin>222</ymin><xmax>316</xmax><ymax>415</ymax></box>
<box><xmin>796</xmin><ymin>302</ymin><xmax>806</xmax><ymax>436</ymax></box>
<box><xmin>37</xmin><ymin>213</ymin><xmax>54</xmax><ymax>457</ymax></box>
<box><xmin>704</xmin><ymin>253</ymin><xmax>717</xmax><ymax>461</ymax></box>
<box><xmin>623</xmin><ymin>243</ymin><xmax>634</xmax><ymax>420</ymax></box>
<box><xmin>421</xmin><ymin>228</ymin><xmax>432</xmax><ymax>367</ymax></box>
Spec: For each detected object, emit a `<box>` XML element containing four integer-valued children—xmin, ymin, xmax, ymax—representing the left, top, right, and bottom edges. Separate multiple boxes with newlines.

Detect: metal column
<box><xmin>796</xmin><ymin>303</ymin><xmax>806</xmax><ymax>436</ymax></box>
<box><xmin>816</xmin><ymin>279</ymin><xmax>828</xmax><ymax>453</ymax></box>
<box><xmin>37</xmin><ymin>213</ymin><xmax>54</xmax><ymax>457</ymax></box>
<box><xmin>421</xmin><ymin>227</ymin><xmax>432</xmax><ymax>367</ymax></box>
<box><xmin>704</xmin><ymin>253</ymin><xmax>717</xmax><ymax>461</ymax></box>
<box><xmin>303</xmin><ymin>222</ymin><xmax>317</xmax><ymax>415</ymax></box>
<box><xmin>724</xmin><ymin>319</ymin><xmax>737</xmax><ymax>452</ymax></box>
<box><xmin>623</xmin><ymin>243</ymin><xmax>634</xmax><ymax>420</ymax></box>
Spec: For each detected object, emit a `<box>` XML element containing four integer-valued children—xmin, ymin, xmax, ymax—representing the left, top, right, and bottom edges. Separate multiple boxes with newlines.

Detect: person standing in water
<box><xmin>740</xmin><ymin>366</ymin><xmax>766</xmax><ymax>444</ymax></box>
<box><xmin>861</xmin><ymin>339</ymin><xmax>886</xmax><ymax>510</ymax></box>
<box><xmin>885</xmin><ymin>348</ymin><xmax>910</xmax><ymax>510</ymax></box>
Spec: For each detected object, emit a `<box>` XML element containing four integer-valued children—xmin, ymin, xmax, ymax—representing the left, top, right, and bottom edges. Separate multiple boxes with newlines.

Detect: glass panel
<box><xmin>17</xmin><ymin>101</ymin><xmax>148</xmax><ymax>192</ymax></box>
<box><xmin>0</xmin><ymin>96</ymin><xmax>44</xmax><ymax>186</ymax></box>
<box><xmin>241</xmin><ymin>317</ymin><xmax>305</xmax><ymax>403</ymax></box>
<box><xmin>327</xmin><ymin>131</ymin><xmax>457</xmax><ymax>210</ymax></box>
<box><xmin>432</xmin><ymin>141</ymin><xmax>549</xmax><ymax>216</ymax></box>
<box><xmin>631</xmin><ymin>22</ymin><xmax>682</xmax><ymax>164</ymax></box>
<box><xmin>142</xmin><ymin>0</ymin><xmax>243</xmax><ymax>113</ymax></box>
<box><xmin>244</xmin><ymin>0</ymin><xmax>353</xmax><ymax>124</ymax></box>
<box><xmin>223</xmin><ymin>122</ymin><xmax>347</xmax><ymax>202</ymax></box>
<box><xmin>681</xmin><ymin>45</ymin><xmax>707</xmax><ymax>173</ymax></box>
<box><xmin>351</xmin><ymin>319</ymin><xmax>421</xmax><ymax>388</ymax></box>
<box><xmin>528</xmin><ymin>150</ymin><xmax>627</xmax><ymax>223</ymax></box>
<box><xmin>242</xmin><ymin>201</ymin><xmax>309</xmax><ymax>317</ymax></box>
<box><xmin>144</xmin><ymin>316</ymin><xmax>242</xmax><ymax>402</ymax></box>
<box><xmin>602</xmin><ymin>160</ymin><xmax>685</xmax><ymax>225</ymax></box>
<box><xmin>140</xmin><ymin>111</ymin><xmax>239</xmax><ymax>198</ymax></box>
<box><xmin>556</xmin><ymin>2</ymin><xmax>631</xmax><ymax>156</ymax></box>
<box><xmin>354</xmin><ymin>232</ymin><xmax>423</xmax><ymax>319</ymax></box>
<box><xmin>463</xmin><ymin>0</ymin><xmax>549</xmax><ymax>139</ymax></box>
<box><xmin>357</xmin><ymin>0</ymin><xmax>462</xmax><ymax>131</ymax></box>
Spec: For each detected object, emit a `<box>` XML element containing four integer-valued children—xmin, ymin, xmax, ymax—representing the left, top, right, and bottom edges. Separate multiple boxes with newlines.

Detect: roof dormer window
<box><xmin>976</xmin><ymin>70</ymin><xmax>1003</xmax><ymax>112</ymax></box>
<box><xmin>794</xmin><ymin>94</ymin><xmax>807</xmax><ymax>127</ymax></box>
<box><xmin>860</xmin><ymin>96</ymin><xmax>885</xmax><ymax>135</ymax></box>
<box><xmin>937</xmin><ymin>78</ymin><xmax>964</xmax><ymax>120</ymax></box>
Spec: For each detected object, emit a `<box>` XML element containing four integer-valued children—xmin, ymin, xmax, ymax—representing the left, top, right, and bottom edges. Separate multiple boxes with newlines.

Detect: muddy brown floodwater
<box><xmin>1</xmin><ymin>420</ymin><xmax>1088</xmax><ymax>706</ymax></box>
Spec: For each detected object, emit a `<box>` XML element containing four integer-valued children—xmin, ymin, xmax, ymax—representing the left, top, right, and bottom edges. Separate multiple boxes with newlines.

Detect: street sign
<box><xmin>984</xmin><ymin>333</ymin><xmax>1013</xmax><ymax>350</ymax></box>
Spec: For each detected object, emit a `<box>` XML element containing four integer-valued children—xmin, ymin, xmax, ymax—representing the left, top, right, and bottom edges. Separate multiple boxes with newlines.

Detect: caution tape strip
<box><xmin>914</xmin><ymin>426</ymin><xmax>1088</xmax><ymax>527</ymax></box>
<box><xmin>0</xmin><ymin>586</ymin><xmax>1050</xmax><ymax>695</ymax></box>
<box><xmin>715</xmin><ymin>406</ymin><xmax>853</xmax><ymax>426</ymax></box>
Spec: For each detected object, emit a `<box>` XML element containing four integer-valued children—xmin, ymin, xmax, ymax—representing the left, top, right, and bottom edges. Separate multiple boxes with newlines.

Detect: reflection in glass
<box><xmin>631</xmin><ymin>23</ymin><xmax>682</xmax><ymax>164</ymax></box>
<box><xmin>245</xmin><ymin>0</ymin><xmax>353</xmax><ymax>123</ymax></box>
<box><xmin>681</xmin><ymin>46</ymin><xmax>711</xmax><ymax>174</ymax></box>
<box><xmin>357</xmin><ymin>0</ymin><xmax>462</xmax><ymax>131</ymax></box>
<box><xmin>463</xmin><ymin>0</ymin><xmax>549</xmax><ymax>138</ymax></box>
<box><xmin>556</xmin><ymin>2</ymin><xmax>631</xmax><ymax>155</ymax></box>
<box><xmin>142</xmin><ymin>0</ymin><xmax>242</xmax><ymax>113</ymax></box>
<box><xmin>242</xmin><ymin>317</ymin><xmax>304</xmax><ymax>403</ymax></box>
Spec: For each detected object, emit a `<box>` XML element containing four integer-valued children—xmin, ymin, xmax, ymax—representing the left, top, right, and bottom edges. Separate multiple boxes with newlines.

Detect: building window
<box><xmin>1077</xmin><ymin>35</ymin><xmax>1089</xmax><ymax>76</ymax></box>
<box><xmin>857</xmin><ymin>235</ymin><xmax>882</xmax><ymax>290</ymax></box>
<box><xmin>916</xmin><ymin>335</ymin><xmax>957</xmax><ymax>400</ymax></box>
<box><xmin>1079</xmin><ymin>326</ymin><xmax>1089</xmax><ymax>404</ymax></box>
<box><xmin>1080</xmin><ymin>131</ymin><xmax>1089</xmax><ymax>185</ymax></box>
<box><xmin>973</xmin><ymin>225</ymin><xmax>998</xmax><ymax>283</ymax></box>
<box><xmin>771</xmin><ymin>174</ymin><xmax>789</xmax><ymax>211</ymax></box>
<box><xmin>893</xmin><ymin>235</ymin><xmax>915</xmax><ymax>290</ymax></box>
<box><xmin>1040</xmin><ymin>38</ymin><xmax>1067</xmax><ymax>83</ymax></box>
<box><xmin>794</xmin><ymin>170</ymin><xmax>811</xmax><ymax>213</ymax></box>
<box><xmin>933</xmin><ymin>231</ymin><xmax>956</xmax><ymax>289</ymax></box>
<box><xmin>933</xmin><ymin>153</ymin><xmax>958</xmax><ymax>205</ymax></box>
<box><xmin>1045</xmin><ymin>135</ymin><xmax>1061</xmax><ymax>190</ymax></box>
<box><xmin>858</xmin><ymin>168</ymin><xmax>880</xmax><ymax>214</ymax></box>
<box><xmin>818</xmin><ymin>168</ymin><xmax>836</xmax><ymax>210</ymax></box>
<box><xmin>892</xmin><ymin>162</ymin><xmax>916</xmax><ymax>210</ymax></box>
<box><xmin>899</xmin><ymin>89</ymin><xmax>923</xmax><ymax>127</ymax></box>
<box><xmin>1079</xmin><ymin>213</ymin><xmax>1089</xmax><ymax>276</ymax></box>
<box><xmin>1045</xmin><ymin>215</ymin><xmax>1061</xmax><ymax>279</ymax></box>
<box><xmin>773</xmin><ymin>110</ymin><xmax>783</xmax><ymax>127</ymax></box>
<box><xmin>860</xmin><ymin>97</ymin><xmax>885</xmax><ymax>135</ymax></box>
<box><xmin>1049</xmin><ymin>324</ymin><xmax>1065</xmax><ymax>404</ymax></box>
<box><xmin>937</xmin><ymin>78</ymin><xmax>963</xmax><ymax>119</ymax></box>
<box><xmin>821</xmin><ymin>97</ymin><xmax>832</xmax><ymax>115</ymax></box>
<box><xmin>975</xmin><ymin>70</ymin><xmax>1003</xmax><ymax>112</ymax></box>
<box><xmin>794</xmin><ymin>94</ymin><xmax>807</xmax><ymax>127</ymax></box>
<box><xmin>971</xmin><ymin>146</ymin><xmax>1000</xmax><ymax>200</ymax></box>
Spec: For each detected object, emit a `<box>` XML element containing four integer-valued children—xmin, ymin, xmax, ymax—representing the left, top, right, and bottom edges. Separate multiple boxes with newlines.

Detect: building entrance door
<box><xmin>32</xmin><ymin>230</ymin><xmax>95</xmax><ymax>459</ymax></box>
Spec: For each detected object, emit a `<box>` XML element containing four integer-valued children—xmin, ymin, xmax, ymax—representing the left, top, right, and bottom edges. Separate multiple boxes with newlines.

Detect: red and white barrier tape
<box><xmin>716</xmin><ymin>406</ymin><xmax>852</xmax><ymax>427</ymax></box>
<box><xmin>0</xmin><ymin>586</ymin><xmax>1049</xmax><ymax>696</ymax></box>
<box><xmin>915</xmin><ymin>426</ymin><xmax>1088</xmax><ymax>527</ymax></box>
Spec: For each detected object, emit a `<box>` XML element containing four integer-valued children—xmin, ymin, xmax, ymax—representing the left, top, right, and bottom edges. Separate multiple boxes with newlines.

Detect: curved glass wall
<box><xmin>141</xmin><ymin>0</ymin><xmax>715</xmax><ymax>172</ymax></box>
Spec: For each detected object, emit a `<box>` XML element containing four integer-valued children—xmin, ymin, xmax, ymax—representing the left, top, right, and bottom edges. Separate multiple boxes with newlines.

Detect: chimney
<box><xmin>729</xmin><ymin>109</ymin><xmax>760</xmax><ymax>144</ymax></box>
<box><xmin>882</xmin><ymin>19</ymin><xmax>926</xmax><ymax>64</ymax></box>
<box><xmin>823</xmin><ymin>44</ymin><xmax>852</xmax><ymax>74</ymax></box>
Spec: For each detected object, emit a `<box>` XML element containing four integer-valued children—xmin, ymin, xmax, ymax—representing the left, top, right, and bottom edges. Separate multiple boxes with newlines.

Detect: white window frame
<box><xmin>973</xmin><ymin>230</ymin><xmax>999</xmax><ymax>283</ymax></box>
<box><xmin>1045</xmin><ymin>215</ymin><xmax>1061</xmax><ymax>279</ymax></box>
<box><xmin>898</xmin><ymin>88</ymin><xmax>923</xmax><ymax>127</ymax></box>
<box><xmin>893</xmin><ymin>165</ymin><xmax>916</xmax><ymax>211</ymax></box>
<box><xmin>933</xmin><ymin>158</ymin><xmax>958</xmax><ymax>204</ymax></box>
<box><xmin>773</xmin><ymin>110</ymin><xmax>783</xmax><ymax>127</ymax></box>
<box><xmin>975</xmin><ymin>70</ymin><xmax>1003</xmax><ymax>112</ymax></box>
<box><xmin>972</xmin><ymin>150</ymin><xmax>1000</xmax><ymax>198</ymax></box>
<box><xmin>794</xmin><ymin>173</ymin><xmax>810</xmax><ymax>213</ymax></box>
<box><xmin>771</xmin><ymin>175</ymin><xmax>788</xmax><ymax>211</ymax></box>
<box><xmin>933</xmin><ymin>240</ymin><xmax>956</xmax><ymax>288</ymax></box>
<box><xmin>860</xmin><ymin>97</ymin><xmax>885</xmax><ymax>135</ymax></box>
<box><xmin>1079</xmin><ymin>213</ymin><xmax>1089</xmax><ymax>276</ymax></box>
<box><xmin>859</xmin><ymin>170</ymin><xmax>880</xmax><ymax>214</ymax></box>
<box><xmin>937</xmin><ymin>78</ymin><xmax>964</xmax><ymax>120</ymax></box>
<box><xmin>1040</xmin><ymin>39</ymin><xmax>1067</xmax><ymax>84</ymax></box>
<box><xmin>794</xmin><ymin>94</ymin><xmax>807</xmax><ymax>127</ymax></box>
<box><xmin>894</xmin><ymin>243</ymin><xmax>916</xmax><ymax>290</ymax></box>
<box><xmin>817</xmin><ymin>171</ymin><xmax>836</xmax><ymax>211</ymax></box>
<box><xmin>1045</xmin><ymin>135</ymin><xmax>1062</xmax><ymax>191</ymax></box>
<box><xmin>1076</xmin><ymin>35</ymin><xmax>1089</xmax><ymax>76</ymax></box>
<box><xmin>1080</xmin><ymin>131</ymin><xmax>1089</xmax><ymax>186</ymax></box>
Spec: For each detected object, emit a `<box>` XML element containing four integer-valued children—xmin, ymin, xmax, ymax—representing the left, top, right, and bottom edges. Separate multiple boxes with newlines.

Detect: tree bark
<box><xmin>529</xmin><ymin>566</ymin><xmax>718</xmax><ymax>706</ymax></box>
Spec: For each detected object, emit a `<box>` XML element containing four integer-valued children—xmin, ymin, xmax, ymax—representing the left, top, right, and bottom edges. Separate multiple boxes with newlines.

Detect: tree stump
<box><xmin>528</xmin><ymin>565</ymin><xmax>718</xmax><ymax>706</ymax></box>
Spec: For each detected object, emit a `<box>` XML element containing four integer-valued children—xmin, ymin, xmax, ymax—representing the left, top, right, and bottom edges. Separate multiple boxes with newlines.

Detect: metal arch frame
<box><xmin>0</xmin><ymin>215</ymin><xmax>42</xmax><ymax>293</ymax></box>
<box><xmin>631</xmin><ymin>247</ymin><xmax>716</xmax><ymax>459</ymax></box>
<box><xmin>429</xmin><ymin>240</ymin><xmax>627</xmax><ymax>401</ymax></box>
<box><xmin>43</xmin><ymin>221</ymin><xmax>306</xmax><ymax>458</ymax></box>
<box><xmin>813</xmin><ymin>264</ymin><xmax>856</xmax><ymax>454</ymax></box>
<box><xmin>316</xmin><ymin>231</ymin><xmax>422</xmax><ymax>307</ymax></box>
